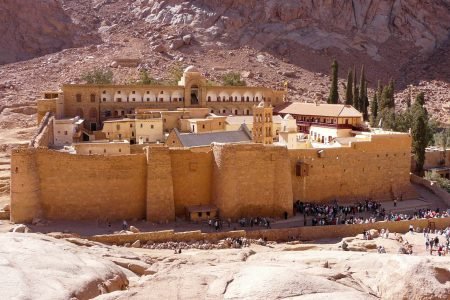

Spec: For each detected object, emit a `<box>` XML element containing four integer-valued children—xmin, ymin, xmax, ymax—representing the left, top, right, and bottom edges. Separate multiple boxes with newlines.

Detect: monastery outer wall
<box><xmin>424</xmin><ymin>149</ymin><xmax>450</xmax><ymax>169</ymax></box>
<box><xmin>34</xmin><ymin>117</ymin><xmax>54</xmax><ymax>148</ymax></box>
<box><xmin>13</xmin><ymin>149</ymin><xmax>148</xmax><ymax>221</ymax></box>
<box><xmin>289</xmin><ymin>134</ymin><xmax>416</xmax><ymax>203</ymax></box>
<box><xmin>146</xmin><ymin>147</ymin><xmax>175</xmax><ymax>222</ymax></box>
<box><xmin>212</xmin><ymin>143</ymin><xmax>293</xmax><ymax>219</ymax></box>
<box><xmin>170</xmin><ymin>148</ymin><xmax>213</xmax><ymax>216</ymax></box>
<box><xmin>10</xmin><ymin>148</ymin><xmax>43</xmax><ymax>223</ymax></box>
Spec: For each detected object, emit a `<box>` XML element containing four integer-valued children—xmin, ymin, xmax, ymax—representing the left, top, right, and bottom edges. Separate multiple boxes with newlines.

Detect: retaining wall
<box><xmin>411</xmin><ymin>174</ymin><xmax>450</xmax><ymax>207</ymax></box>
<box><xmin>89</xmin><ymin>217</ymin><xmax>450</xmax><ymax>244</ymax></box>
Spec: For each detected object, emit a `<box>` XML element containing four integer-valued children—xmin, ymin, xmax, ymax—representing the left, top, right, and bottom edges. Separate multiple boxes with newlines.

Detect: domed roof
<box><xmin>184</xmin><ymin>66</ymin><xmax>200</xmax><ymax>73</ymax></box>
<box><xmin>257</xmin><ymin>101</ymin><xmax>266</xmax><ymax>108</ymax></box>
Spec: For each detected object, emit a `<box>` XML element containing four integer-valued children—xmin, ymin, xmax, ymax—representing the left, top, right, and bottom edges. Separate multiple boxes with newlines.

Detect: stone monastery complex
<box><xmin>11</xmin><ymin>67</ymin><xmax>417</xmax><ymax>223</ymax></box>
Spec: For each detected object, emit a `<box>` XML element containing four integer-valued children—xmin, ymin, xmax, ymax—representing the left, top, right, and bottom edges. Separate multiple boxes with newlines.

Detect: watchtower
<box><xmin>252</xmin><ymin>101</ymin><xmax>273</xmax><ymax>144</ymax></box>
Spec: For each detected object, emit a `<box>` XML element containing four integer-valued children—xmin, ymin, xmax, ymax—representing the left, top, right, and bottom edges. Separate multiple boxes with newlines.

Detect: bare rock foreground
<box><xmin>1</xmin><ymin>233</ymin><xmax>449</xmax><ymax>299</ymax></box>
<box><xmin>0</xmin><ymin>233</ymin><xmax>129</xmax><ymax>299</ymax></box>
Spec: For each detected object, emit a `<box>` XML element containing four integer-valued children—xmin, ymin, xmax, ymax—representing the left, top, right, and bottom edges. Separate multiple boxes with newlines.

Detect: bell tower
<box><xmin>252</xmin><ymin>101</ymin><xmax>273</xmax><ymax>144</ymax></box>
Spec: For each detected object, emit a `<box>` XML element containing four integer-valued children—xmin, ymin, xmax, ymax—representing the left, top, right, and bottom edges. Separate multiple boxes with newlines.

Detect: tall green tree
<box><xmin>357</xmin><ymin>65</ymin><xmax>368</xmax><ymax>117</ymax></box>
<box><xmin>328</xmin><ymin>60</ymin><xmax>339</xmax><ymax>104</ymax></box>
<box><xmin>406</xmin><ymin>86</ymin><xmax>412</xmax><ymax>108</ymax></box>
<box><xmin>345</xmin><ymin>69</ymin><xmax>353</xmax><ymax>105</ymax></box>
<box><xmin>370</xmin><ymin>93</ymin><xmax>378</xmax><ymax>127</ymax></box>
<box><xmin>362</xmin><ymin>80</ymin><xmax>369</xmax><ymax>120</ymax></box>
<box><xmin>352</xmin><ymin>66</ymin><xmax>358</xmax><ymax>109</ymax></box>
<box><xmin>411</xmin><ymin>92</ymin><xmax>431</xmax><ymax>175</ymax></box>
<box><xmin>387</xmin><ymin>79</ymin><xmax>395</xmax><ymax>109</ymax></box>
<box><xmin>379</xmin><ymin>85</ymin><xmax>391</xmax><ymax>111</ymax></box>
<box><xmin>376</xmin><ymin>80</ymin><xmax>383</xmax><ymax>116</ymax></box>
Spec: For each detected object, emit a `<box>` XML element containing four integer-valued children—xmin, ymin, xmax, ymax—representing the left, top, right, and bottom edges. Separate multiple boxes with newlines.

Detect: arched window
<box><xmin>208</xmin><ymin>96</ymin><xmax>211</xmax><ymax>102</ymax></box>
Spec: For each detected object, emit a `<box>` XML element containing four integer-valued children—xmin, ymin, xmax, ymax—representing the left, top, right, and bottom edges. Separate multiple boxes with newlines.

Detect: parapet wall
<box><xmin>90</xmin><ymin>217</ymin><xmax>450</xmax><ymax>244</ymax></box>
<box><xmin>30</xmin><ymin>113</ymin><xmax>54</xmax><ymax>148</ymax></box>
<box><xmin>411</xmin><ymin>174</ymin><xmax>450</xmax><ymax>207</ymax></box>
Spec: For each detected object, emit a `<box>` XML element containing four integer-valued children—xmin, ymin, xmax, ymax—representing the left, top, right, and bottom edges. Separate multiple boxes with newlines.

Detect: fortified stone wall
<box><xmin>424</xmin><ymin>149</ymin><xmax>450</xmax><ymax>169</ymax></box>
<box><xmin>212</xmin><ymin>143</ymin><xmax>293</xmax><ymax>219</ymax></box>
<box><xmin>11</xmin><ymin>132</ymin><xmax>416</xmax><ymax>223</ymax></box>
<box><xmin>33</xmin><ymin>116</ymin><xmax>54</xmax><ymax>148</ymax></box>
<box><xmin>146</xmin><ymin>147</ymin><xmax>175</xmax><ymax>222</ymax></box>
<box><xmin>289</xmin><ymin>134</ymin><xmax>416</xmax><ymax>203</ymax></box>
<box><xmin>170</xmin><ymin>148</ymin><xmax>213</xmax><ymax>216</ymax></box>
<box><xmin>11</xmin><ymin>148</ymin><xmax>148</xmax><ymax>222</ymax></box>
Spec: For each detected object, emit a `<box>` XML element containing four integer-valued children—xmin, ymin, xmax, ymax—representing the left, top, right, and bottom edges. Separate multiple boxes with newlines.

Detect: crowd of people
<box><xmin>294</xmin><ymin>200</ymin><xmax>449</xmax><ymax>227</ymax></box>
<box><xmin>424</xmin><ymin>227</ymin><xmax>450</xmax><ymax>256</ymax></box>
<box><xmin>206</xmin><ymin>217</ymin><xmax>272</xmax><ymax>231</ymax></box>
<box><xmin>237</xmin><ymin>217</ymin><xmax>271</xmax><ymax>229</ymax></box>
<box><xmin>294</xmin><ymin>200</ymin><xmax>385</xmax><ymax>226</ymax></box>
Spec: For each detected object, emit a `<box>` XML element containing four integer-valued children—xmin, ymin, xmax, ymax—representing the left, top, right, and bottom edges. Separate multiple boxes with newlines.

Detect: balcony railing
<box><xmin>296</xmin><ymin>120</ymin><xmax>354</xmax><ymax>130</ymax></box>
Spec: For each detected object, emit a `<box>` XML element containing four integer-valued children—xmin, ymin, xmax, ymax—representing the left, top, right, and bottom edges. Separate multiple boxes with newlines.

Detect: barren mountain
<box><xmin>0</xmin><ymin>0</ymin><xmax>99</xmax><ymax>65</ymax></box>
<box><xmin>0</xmin><ymin>0</ymin><xmax>448</xmax><ymax>131</ymax></box>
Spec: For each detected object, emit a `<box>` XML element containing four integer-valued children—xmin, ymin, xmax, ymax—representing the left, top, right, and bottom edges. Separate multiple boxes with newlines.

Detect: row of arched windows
<box><xmin>207</xmin><ymin>96</ymin><xmax>263</xmax><ymax>102</ymax></box>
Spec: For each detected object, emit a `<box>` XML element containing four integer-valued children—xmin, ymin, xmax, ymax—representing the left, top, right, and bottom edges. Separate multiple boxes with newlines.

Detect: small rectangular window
<box><xmin>76</xmin><ymin>94</ymin><xmax>82</xmax><ymax>102</ymax></box>
<box><xmin>151</xmin><ymin>125</ymin><xmax>154</xmax><ymax>129</ymax></box>
<box><xmin>64</xmin><ymin>131</ymin><xmax>68</xmax><ymax>135</ymax></box>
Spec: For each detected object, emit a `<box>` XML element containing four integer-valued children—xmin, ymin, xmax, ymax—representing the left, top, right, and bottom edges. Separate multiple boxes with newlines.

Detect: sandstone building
<box><xmin>11</xmin><ymin>67</ymin><xmax>417</xmax><ymax>224</ymax></box>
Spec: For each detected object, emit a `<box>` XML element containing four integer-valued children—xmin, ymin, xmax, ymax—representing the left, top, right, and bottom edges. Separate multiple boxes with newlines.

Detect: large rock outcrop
<box><xmin>0</xmin><ymin>0</ymin><xmax>98</xmax><ymax>65</ymax></box>
<box><xmin>0</xmin><ymin>233</ymin><xmax>128</xmax><ymax>300</ymax></box>
<box><xmin>96</xmin><ymin>248</ymin><xmax>450</xmax><ymax>299</ymax></box>
<box><xmin>138</xmin><ymin>0</ymin><xmax>450</xmax><ymax>57</ymax></box>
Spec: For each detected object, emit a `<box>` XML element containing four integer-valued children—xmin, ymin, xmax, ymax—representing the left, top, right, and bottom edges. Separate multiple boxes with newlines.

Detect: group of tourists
<box><xmin>295</xmin><ymin>200</ymin><xmax>385</xmax><ymax>226</ymax></box>
<box><xmin>424</xmin><ymin>227</ymin><xmax>450</xmax><ymax>256</ymax></box>
<box><xmin>294</xmin><ymin>199</ymin><xmax>449</xmax><ymax>227</ymax></box>
<box><xmin>384</xmin><ymin>209</ymin><xmax>449</xmax><ymax>222</ymax></box>
<box><xmin>238</xmin><ymin>217</ymin><xmax>271</xmax><ymax>229</ymax></box>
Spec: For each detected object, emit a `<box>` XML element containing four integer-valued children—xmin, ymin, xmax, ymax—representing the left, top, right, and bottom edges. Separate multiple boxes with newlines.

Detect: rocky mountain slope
<box><xmin>0</xmin><ymin>0</ymin><xmax>99</xmax><ymax>65</ymax></box>
<box><xmin>0</xmin><ymin>0</ymin><xmax>448</xmax><ymax>127</ymax></box>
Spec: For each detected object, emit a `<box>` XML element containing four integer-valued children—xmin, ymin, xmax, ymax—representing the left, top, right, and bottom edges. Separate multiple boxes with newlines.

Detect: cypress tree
<box><xmin>406</xmin><ymin>86</ymin><xmax>412</xmax><ymax>108</ymax></box>
<box><xmin>411</xmin><ymin>92</ymin><xmax>430</xmax><ymax>175</ymax></box>
<box><xmin>387</xmin><ymin>79</ymin><xmax>395</xmax><ymax>108</ymax></box>
<box><xmin>380</xmin><ymin>86</ymin><xmax>390</xmax><ymax>111</ymax></box>
<box><xmin>362</xmin><ymin>80</ymin><xmax>369</xmax><ymax>120</ymax></box>
<box><xmin>358</xmin><ymin>65</ymin><xmax>366</xmax><ymax>114</ymax></box>
<box><xmin>352</xmin><ymin>66</ymin><xmax>358</xmax><ymax>109</ymax></box>
<box><xmin>328</xmin><ymin>60</ymin><xmax>339</xmax><ymax>104</ymax></box>
<box><xmin>370</xmin><ymin>93</ymin><xmax>378</xmax><ymax>126</ymax></box>
<box><xmin>345</xmin><ymin>69</ymin><xmax>353</xmax><ymax>105</ymax></box>
<box><xmin>376</xmin><ymin>80</ymin><xmax>383</xmax><ymax>116</ymax></box>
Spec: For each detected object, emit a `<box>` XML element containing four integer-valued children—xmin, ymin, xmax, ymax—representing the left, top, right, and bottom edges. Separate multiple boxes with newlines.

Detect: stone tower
<box><xmin>252</xmin><ymin>101</ymin><xmax>273</xmax><ymax>144</ymax></box>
